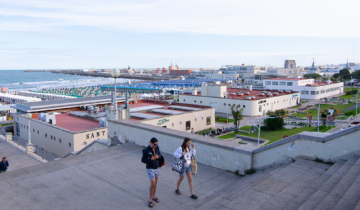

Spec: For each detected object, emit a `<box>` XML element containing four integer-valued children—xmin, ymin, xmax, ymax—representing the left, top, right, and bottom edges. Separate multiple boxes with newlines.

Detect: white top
<box><xmin>173</xmin><ymin>146</ymin><xmax>196</xmax><ymax>167</ymax></box>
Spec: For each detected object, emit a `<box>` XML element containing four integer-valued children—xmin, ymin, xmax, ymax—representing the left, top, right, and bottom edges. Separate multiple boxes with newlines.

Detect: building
<box><xmin>284</xmin><ymin>60</ymin><xmax>296</xmax><ymax>69</ymax></box>
<box><xmin>169</xmin><ymin>69</ymin><xmax>193</xmax><ymax>77</ymax></box>
<box><xmin>263</xmin><ymin>78</ymin><xmax>344</xmax><ymax>100</ymax></box>
<box><xmin>179</xmin><ymin>84</ymin><xmax>300</xmax><ymax>116</ymax></box>
<box><xmin>15</xmin><ymin>111</ymin><xmax>108</xmax><ymax>157</ymax></box>
<box><xmin>118</xmin><ymin>100</ymin><xmax>215</xmax><ymax>133</ymax></box>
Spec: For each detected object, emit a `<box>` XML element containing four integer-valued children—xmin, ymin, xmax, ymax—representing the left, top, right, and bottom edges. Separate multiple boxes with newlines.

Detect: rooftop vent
<box><xmin>259</xmin><ymin>93</ymin><xmax>265</xmax><ymax>96</ymax></box>
<box><xmin>237</xmin><ymin>91</ymin><xmax>243</xmax><ymax>96</ymax></box>
<box><xmin>244</xmin><ymin>92</ymin><xmax>250</xmax><ymax>95</ymax></box>
<box><xmin>286</xmin><ymin>90</ymin><xmax>292</xmax><ymax>93</ymax></box>
<box><xmin>266</xmin><ymin>92</ymin><xmax>272</xmax><ymax>97</ymax></box>
<box><xmin>231</xmin><ymin>92</ymin><xmax>236</xmax><ymax>95</ymax></box>
<box><xmin>278</xmin><ymin>90</ymin><xmax>283</xmax><ymax>93</ymax></box>
<box><xmin>251</xmin><ymin>96</ymin><xmax>256</xmax><ymax>99</ymax></box>
<box><xmin>273</xmin><ymin>92</ymin><xmax>279</xmax><ymax>95</ymax></box>
<box><xmin>245</xmin><ymin>97</ymin><xmax>251</xmax><ymax>100</ymax></box>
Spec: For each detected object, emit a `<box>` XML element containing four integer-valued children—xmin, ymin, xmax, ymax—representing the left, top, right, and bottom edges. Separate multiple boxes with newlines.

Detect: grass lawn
<box><xmin>218</xmin><ymin>125</ymin><xmax>333</xmax><ymax>146</ymax></box>
<box><xmin>0</xmin><ymin>123</ymin><xmax>13</xmax><ymax>126</ymax></box>
<box><xmin>291</xmin><ymin>105</ymin><xmax>301</xmax><ymax>108</ymax></box>
<box><xmin>215</xmin><ymin>117</ymin><xmax>235</xmax><ymax>123</ymax></box>
<box><xmin>290</xmin><ymin>103</ymin><xmax>355</xmax><ymax>118</ymax></box>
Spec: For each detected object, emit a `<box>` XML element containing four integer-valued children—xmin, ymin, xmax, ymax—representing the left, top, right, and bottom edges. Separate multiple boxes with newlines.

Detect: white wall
<box><xmin>15</xmin><ymin>115</ymin><xmax>107</xmax><ymax>157</ymax></box>
<box><xmin>140</xmin><ymin>108</ymin><xmax>215</xmax><ymax>133</ymax></box>
<box><xmin>179</xmin><ymin>93</ymin><xmax>299</xmax><ymax>116</ymax></box>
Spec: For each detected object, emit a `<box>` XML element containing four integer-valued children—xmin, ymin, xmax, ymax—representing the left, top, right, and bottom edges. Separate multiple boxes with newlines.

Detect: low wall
<box><xmin>108</xmin><ymin>120</ymin><xmax>252</xmax><ymax>174</ymax></box>
<box><xmin>253</xmin><ymin>128</ymin><xmax>360</xmax><ymax>169</ymax></box>
<box><xmin>108</xmin><ymin>119</ymin><xmax>360</xmax><ymax>174</ymax></box>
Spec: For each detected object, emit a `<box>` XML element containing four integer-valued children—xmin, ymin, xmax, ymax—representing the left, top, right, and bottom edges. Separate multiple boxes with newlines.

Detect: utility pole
<box><xmin>318</xmin><ymin>99</ymin><xmax>320</xmax><ymax>132</ymax></box>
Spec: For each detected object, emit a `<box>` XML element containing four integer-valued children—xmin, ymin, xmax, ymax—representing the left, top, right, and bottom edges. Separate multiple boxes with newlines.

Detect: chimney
<box><xmin>249</xmin><ymin>85</ymin><xmax>252</xmax><ymax>91</ymax></box>
<box><xmin>192</xmin><ymin>88</ymin><xmax>197</xmax><ymax>95</ymax></box>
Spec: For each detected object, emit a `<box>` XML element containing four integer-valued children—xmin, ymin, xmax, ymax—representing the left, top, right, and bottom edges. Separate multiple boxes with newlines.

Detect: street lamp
<box><xmin>110</xmin><ymin>68</ymin><xmax>120</xmax><ymax>120</ymax></box>
<box><xmin>250</xmin><ymin>117</ymin><xmax>277</xmax><ymax>148</ymax></box>
<box><xmin>25</xmin><ymin>113</ymin><xmax>33</xmax><ymax>154</ymax></box>
<box><xmin>318</xmin><ymin>98</ymin><xmax>321</xmax><ymax>132</ymax></box>
<box><xmin>249</xmin><ymin>125</ymin><xmax>261</xmax><ymax>148</ymax></box>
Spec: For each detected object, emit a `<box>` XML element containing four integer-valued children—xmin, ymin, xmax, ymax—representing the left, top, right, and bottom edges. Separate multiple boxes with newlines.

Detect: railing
<box><xmin>11</xmin><ymin>135</ymin><xmax>58</xmax><ymax>161</ymax></box>
<box><xmin>33</xmin><ymin>145</ymin><xmax>59</xmax><ymax>161</ymax></box>
<box><xmin>11</xmin><ymin>135</ymin><xmax>27</xmax><ymax>148</ymax></box>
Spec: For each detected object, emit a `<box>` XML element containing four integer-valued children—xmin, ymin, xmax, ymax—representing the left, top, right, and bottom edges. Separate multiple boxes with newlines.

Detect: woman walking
<box><xmin>173</xmin><ymin>137</ymin><xmax>198</xmax><ymax>199</ymax></box>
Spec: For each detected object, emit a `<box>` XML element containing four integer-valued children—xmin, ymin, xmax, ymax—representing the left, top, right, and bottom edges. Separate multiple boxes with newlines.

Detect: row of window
<box><xmin>301</xmin><ymin>87</ymin><xmax>340</xmax><ymax>95</ymax></box>
<box><xmin>18</xmin><ymin>124</ymin><xmax>72</xmax><ymax>148</ymax></box>
<box><xmin>265</xmin><ymin>81</ymin><xmax>293</xmax><ymax>86</ymax></box>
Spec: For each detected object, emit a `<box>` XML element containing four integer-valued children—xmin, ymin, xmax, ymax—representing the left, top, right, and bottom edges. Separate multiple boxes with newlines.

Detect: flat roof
<box><xmin>263</xmin><ymin>78</ymin><xmax>308</xmax><ymax>80</ymax></box>
<box><xmin>181</xmin><ymin>88</ymin><xmax>297</xmax><ymax>100</ymax></box>
<box><xmin>11</xmin><ymin>95</ymin><xmax>127</xmax><ymax>113</ymax></box>
<box><xmin>32</xmin><ymin>111</ymin><xmax>101</xmax><ymax>132</ymax></box>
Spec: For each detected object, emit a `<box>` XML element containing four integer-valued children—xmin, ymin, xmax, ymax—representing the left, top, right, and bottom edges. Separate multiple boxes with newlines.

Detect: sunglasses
<box><xmin>153</xmin><ymin>144</ymin><xmax>158</xmax><ymax>146</ymax></box>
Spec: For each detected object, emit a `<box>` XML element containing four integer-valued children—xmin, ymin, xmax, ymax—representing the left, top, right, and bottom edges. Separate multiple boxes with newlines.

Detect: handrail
<box><xmin>11</xmin><ymin>135</ymin><xmax>58</xmax><ymax>161</ymax></box>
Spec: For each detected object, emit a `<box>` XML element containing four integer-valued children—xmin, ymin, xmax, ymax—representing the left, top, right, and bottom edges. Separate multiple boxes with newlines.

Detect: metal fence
<box><xmin>11</xmin><ymin>135</ymin><xmax>58</xmax><ymax>161</ymax></box>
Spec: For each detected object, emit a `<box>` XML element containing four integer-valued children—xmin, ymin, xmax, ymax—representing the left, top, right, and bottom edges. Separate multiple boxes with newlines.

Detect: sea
<box><xmin>0</xmin><ymin>70</ymin><xmax>132</xmax><ymax>91</ymax></box>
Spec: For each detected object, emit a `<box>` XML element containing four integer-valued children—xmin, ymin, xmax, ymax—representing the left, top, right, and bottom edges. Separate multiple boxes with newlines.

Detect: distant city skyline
<box><xmin>0</xmin><ymin>0</ymin><xmax>359</xmax><ymax>69</ymax></box>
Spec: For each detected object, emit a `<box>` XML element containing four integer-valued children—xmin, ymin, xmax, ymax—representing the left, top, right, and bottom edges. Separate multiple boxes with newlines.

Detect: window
<box><xmin>179</xmin><ymin>121</ymin><xmax>182</xmax><ymax>125</ymax></box>
<box><xmin>201</xmin><ymin>117</ymin><xmax>204</xmax><ymax>120</ymax></box>
<box><xmin>54</xmin><ymin>136</ymin><xmax>56</xmax><ymax>141</ymax></box>
<box><xmin>68</xmin><ymin>143</ymin><xmax>71</xmax><ymax>147</ymax></box>
<box><xmin>287</xmin><ymin>82</ymin><xmax>293</xmax><ymax>86</ymax></box>
<box><xmin>171</xmin><ymin>123</ymin><xmax>174</xmax><ymax>127</ymax></box>
<box><xmin>279</xmin><ymin>82</ymin><xmax>286</xmax><ymax>86</ymax></box>
<box><xmin>59</xmin><ymin>139</ymin><xmax>62</xmax><ymax>143</ymax></box>
<box><xmin>183</xmin><ymin>99</ymin><xmax>185</xmax><ymax>102</ymax></box>
<box><xmin>37</xmin><ymin>130</ymin><xmax>39</xmax><ymax>134</ymax></box>
<box><xmin>50</xmin><ymin>135</ymin><xmax>53</xmax><ymax>140</ymax></box>
<box><xmin>259</xmin><ymin>105</ymin><xmax>262</xmax><ymax>112</ymax></box>
<box><xmin>186</xmin><ymin>121</ymin><xmax>191</xmax><ymax>130</ymax></box>
<box><xmin>316</xmin><ymin>91</ymin><xmax>319</xmax><ymax>95</ymax></box>
<box><xmin>301</xmin><ymin>91</ymin><xmax>309</xmax><ymax>95</ymax></box>
<box><xmin>311</xmin><ymin>91</ymin><xmax>316</xmax><ymax>95</ymax></box>
<box><xmin>272</xmin><ymin>81</ymin><xmax>278</xmax><ymax>85</ymax></box>
<box><xmin>200</xmin><ymin>101</ymin><xmax>202</xmax><ymax>103</ymax></box>
<box><xmin>243</xmin><ymin>105</ymin><xmax>246</xmax><ymax>108</ymax></box>
<box><xmin>33</xmin><ymin>129</ymin><xmax>35</xmax><ymax>132</ymax></box>
<box><xmin>321</xmin><ymin>90</ymin><xmax>325</xmax><ymax>94</ymax></box>
<box><xmin>206</xmin><ymin>117</ymin><xmax>211</xmax><ymax>125</ymax></box>
<box><xmin>265</xmin><ymin>81</ymin><xmax>271</xmax><ymax>85</ymax></box>
<box><xmin>45</xmin><ymin>133</ymin><xmax>47</xmax><ymax>138</ymax></box>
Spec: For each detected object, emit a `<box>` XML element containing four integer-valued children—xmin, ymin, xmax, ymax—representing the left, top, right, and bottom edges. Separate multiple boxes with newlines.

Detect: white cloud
<box><xmin>0</xmin><ymin>0</ymin><xmax>359</xmax><ymax>37</ymax></box>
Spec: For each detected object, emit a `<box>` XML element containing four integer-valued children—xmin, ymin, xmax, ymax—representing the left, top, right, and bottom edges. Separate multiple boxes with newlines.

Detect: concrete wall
<box><xmin>252</xmin><ymin>129</ymin><xmax>360</xmax><ymax>169</ymax></box>
<box><xmin>179</xmin><ymin>93</ymin><xmax>299</xmax><ymax>116</ymax></box>
<box><xmin>140</xmin><ymin>108</ymin><xmax>215</xmax><ymax>133</ymax></box>
<box><xmin>108</xmin><ymin>119</ymin><xmax>360</xmax><ymax>174</ymax></box>
<box><xmin>108</xmin><ymin>120</ymin><xmax>252</xmax><ymax>174</ymax></box>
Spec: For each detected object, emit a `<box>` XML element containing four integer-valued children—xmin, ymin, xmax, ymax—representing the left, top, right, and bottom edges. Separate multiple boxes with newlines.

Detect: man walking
<box><xmin>0</xmin><ymin>157</ymin><xmax>9</xmax><ymax>173</ymax></box>
<box><xmin>142</xmin><ymin>138</ymin><xmax>162</xmax><ymax>207</ymax></box>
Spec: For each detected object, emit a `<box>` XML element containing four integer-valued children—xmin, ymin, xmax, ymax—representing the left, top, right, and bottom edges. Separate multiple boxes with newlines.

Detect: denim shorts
<box><xmin>147</xmin><ymin>168</ymin><xmax>160</xmax><ymax>180</ymax></box>
<box><xmin>179</xmin><ymin>166</ymin><xmax>192</xmax><ymax>176</ymax></box>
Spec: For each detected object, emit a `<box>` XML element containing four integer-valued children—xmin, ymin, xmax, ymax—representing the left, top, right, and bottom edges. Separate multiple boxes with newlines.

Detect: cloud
<box><xmin>0</xmin><ymin>0</ymin><xmax>359</xmax><ymax>37</ymax></box>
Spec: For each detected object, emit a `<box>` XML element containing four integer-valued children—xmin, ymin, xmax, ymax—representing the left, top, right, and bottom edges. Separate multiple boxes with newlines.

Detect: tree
<box><xmin>334</xmin><ymin>68</ymin><xmax>351</xmax><ymax>80</ymax></box>
<box><xmin>231</xmin><ymin>105</ymin><xmax>243</xmax><ymax>134</ymax></box>
<box><xmin>304</xmin><ymin>73</ymin><xmax>321</xmax><ymax>79</ymax></box>
<box><xmin>275</xmin><ymin>109</ymin><xmax>289</xmax><ymax>130</ymax></box>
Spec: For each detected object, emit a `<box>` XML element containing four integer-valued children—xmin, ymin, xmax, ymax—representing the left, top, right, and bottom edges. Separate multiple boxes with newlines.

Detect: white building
<box><xmin>179</xmin><ymin>84</ymin><xmax>300</xmax><ymax>116</ymax></box>
<box><xmin>263</xmin><ymin>78</ymin><xmax>344</xmax><ymax>100</ymax></box>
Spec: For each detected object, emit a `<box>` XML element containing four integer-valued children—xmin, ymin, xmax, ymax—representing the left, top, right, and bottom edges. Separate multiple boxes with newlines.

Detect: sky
<box><xmin>0</xmin><ymin>0</ymin><xmax>360</xmax><ymax>69</ymax></box>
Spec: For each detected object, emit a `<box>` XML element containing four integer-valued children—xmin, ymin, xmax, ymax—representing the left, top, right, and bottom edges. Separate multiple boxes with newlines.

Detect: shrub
<box><xmin>346</xmin><ymin>91</ymin><xmax>352</xmax><ymax>95</ymax></box>
<box><xmin>264</xmin><ymin>118</ymin><xmax>283</xmax><ymax>131</ymax></box>
<box><xmin>345</xmin><ymin>110</ymin><xmax>356</xmax><ymax>117</ymax></box>
<box><xmin>245</xmin><ymin>169</ymin><xmax>256</xmax><ymax>175</ymax></box>
<box><xmin>215</xmin><ymin>116</ymin><xmax>221</xmax><ymax>121</ymax></box>
<box><xmin>352</xmin><ymin>89</ymin><xmax>358</xmax><ymax>95</ymax></box>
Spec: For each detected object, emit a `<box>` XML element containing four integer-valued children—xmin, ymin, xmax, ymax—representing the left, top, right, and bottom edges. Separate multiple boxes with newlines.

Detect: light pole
<box><xmin>110</xmin><ymin>68</ymin><xmax>120</xmax><ymax>120</ymax></box>
<box><xmin>250</xmin><ymin>117</ymin><xmax>277</xmax><ymax>148</ymax></box>
<box><xmin>357</xmin><ymin>90</ymin><xmax>359</xmax><ymax>116</ymax></box>
<box><xmin>25</xmin><ymin>113</ymin><xmax>33</xmax><ymax>154</ymax></box>
<box><xmin>318</xmin><ymin>99</ymin><xmax>320</xmax><ymax>132</ymax></box>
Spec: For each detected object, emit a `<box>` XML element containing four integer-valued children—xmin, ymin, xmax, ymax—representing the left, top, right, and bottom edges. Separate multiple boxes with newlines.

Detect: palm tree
<box><xmin>231</xmin><ymin>105</ymin><xmax>244</xmax><ymax>134</ymax></box>
<box><xmin>275</xmin><ymin>109</ymin><xmax>289</xmax><ymax>130</ymax></box>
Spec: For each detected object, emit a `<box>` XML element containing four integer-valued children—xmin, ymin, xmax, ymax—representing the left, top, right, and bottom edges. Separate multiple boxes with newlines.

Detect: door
<box><xmin>210</xmin><ymin>103</ymin><xmax>217</xmax><ymax>112</ymax></box>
